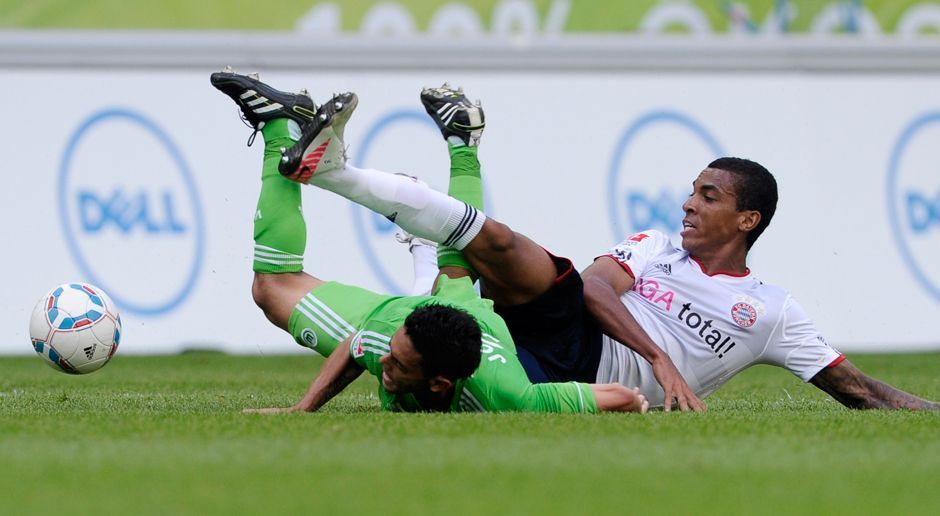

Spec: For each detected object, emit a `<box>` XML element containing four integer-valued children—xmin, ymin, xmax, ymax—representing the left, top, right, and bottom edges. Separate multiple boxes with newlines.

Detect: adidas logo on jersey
<box><xmin>653</xmin><ymin>263</ymin><xmax>672</xmax><ymax>275</ymax></box>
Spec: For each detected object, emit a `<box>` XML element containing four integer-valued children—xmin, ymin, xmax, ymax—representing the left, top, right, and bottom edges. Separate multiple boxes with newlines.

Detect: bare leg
<box><xmin>417</xmin><ymin>87</ymin><xmax>560</xmax><ymax>307</ymax></box>
<box><xmin>463</xmin><ymin>219</ymin><xmax>559</xmax><ymax>307</ymax></box>
<box><xmin>252</xmin><ymin>272</ymin><xmax>324</xmax><ymax>331</ymax></box>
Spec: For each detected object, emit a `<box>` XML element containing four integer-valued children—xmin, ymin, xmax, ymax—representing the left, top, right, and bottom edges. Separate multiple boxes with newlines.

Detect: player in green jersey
<box><xmin>211</xmin><ymin>69</ymin><xmax>648</xmax><ymax>414</ymax></box>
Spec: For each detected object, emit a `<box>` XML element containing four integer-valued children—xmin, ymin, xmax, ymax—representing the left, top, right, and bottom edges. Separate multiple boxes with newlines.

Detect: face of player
<box><xmin>379</xmin><ymin>327</ymin><xmax>429</xmax><ymax>395</ymax></box>
<box><xmin>680</xmin><ymin>168</ymin><xmax>756</xmax><ymax>257</ymax></box>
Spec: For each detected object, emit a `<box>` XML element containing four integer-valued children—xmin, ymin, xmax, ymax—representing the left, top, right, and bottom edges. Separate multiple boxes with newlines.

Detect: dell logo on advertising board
<box><xmin>887</xmin><ymin>112</ymin><xmax>940</xmax><ymax>302</ymax></box>
<box><xmin>353</xmin><ymin>110</ymin><xmax>491</xmax><ymax>295</ymax></box>
<box><xmin>607</xmin><ymin>111</ymin><xmax>725</xmax><ymax>243</ymax></box>
<box><xmin>58</xmin><ymin>109</ymin><xmax>204</xmax><ymax>316</ymax></box>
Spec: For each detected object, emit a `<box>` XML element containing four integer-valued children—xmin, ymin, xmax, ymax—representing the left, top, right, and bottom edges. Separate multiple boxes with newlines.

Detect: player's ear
<box><xmin>428</xmin><ymin>376</ymin><xmax>454</xmax><ymax>393</ymax></box>
<box><xmin>738</xmin><ymin>210</ymin><xmax>761</xmax><ymax>234</ymax></box>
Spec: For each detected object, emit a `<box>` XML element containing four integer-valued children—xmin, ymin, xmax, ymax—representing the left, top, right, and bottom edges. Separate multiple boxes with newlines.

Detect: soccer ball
<box><xmin>29</xmin><ymin>283</ymin><xmax>122</xmax><ymax>374</ymax></box>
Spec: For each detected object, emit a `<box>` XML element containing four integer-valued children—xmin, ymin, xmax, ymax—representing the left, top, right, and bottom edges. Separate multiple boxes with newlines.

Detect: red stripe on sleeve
<box><xmin>555</xmin><ymin>262</ymin><xmax>574</xmax><ymax>284</ymax></box>
<box><xmin>597</xmin><ymin>254</ymin><xmax>635</xmax><ymax>279</ymax></box>
<box><xmin>827</xmin><ymin>355</ymin><xmax>846</xmax><ymax>368</ymax></box>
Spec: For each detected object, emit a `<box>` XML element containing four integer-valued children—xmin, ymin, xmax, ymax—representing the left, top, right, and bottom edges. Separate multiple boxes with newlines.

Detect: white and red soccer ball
<box><xmin>29</xmin><ymin>283</ymin><xmax>121</xmax><ymax>374</ymax></box>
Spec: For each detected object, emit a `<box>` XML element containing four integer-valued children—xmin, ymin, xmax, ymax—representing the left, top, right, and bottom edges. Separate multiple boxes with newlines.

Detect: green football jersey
<box><xmin>348</xmin><ymin>276</ymin><xmax>598</xmax><ymax>413</ymax></box>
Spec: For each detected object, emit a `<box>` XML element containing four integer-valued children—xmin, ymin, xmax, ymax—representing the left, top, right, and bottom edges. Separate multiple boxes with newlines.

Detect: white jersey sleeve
<box><xmin>759</xmin><ymin>296</ymin><xmax>843</xmax><ymax>382</ymax></box>
<box><xmin>601</xmin><ymin>230</ymin><xmax>673</xmax><ymax>279</ymax></box>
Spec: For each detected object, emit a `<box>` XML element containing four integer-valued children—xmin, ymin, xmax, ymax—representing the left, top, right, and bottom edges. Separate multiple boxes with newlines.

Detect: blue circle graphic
<box><xmin>607</xmin><ymin>111</ymin><xmax>725</xmax><ymax>242</ymax></box>
<box><xmin>886</xmin><ymin>112</ymin><xmax>940</xmax><ymax>302</ymax></box>
<box><xmin>58</xmin><ymin>108</ymin><xmax>205</xmax><ymax>316</ymax></box>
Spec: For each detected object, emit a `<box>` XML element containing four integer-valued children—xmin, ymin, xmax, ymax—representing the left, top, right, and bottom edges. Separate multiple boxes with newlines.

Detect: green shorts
<box><xmin>287</xmin><ymin>281</ymin><xmax>394</xmax><ymax>357</ymax></box>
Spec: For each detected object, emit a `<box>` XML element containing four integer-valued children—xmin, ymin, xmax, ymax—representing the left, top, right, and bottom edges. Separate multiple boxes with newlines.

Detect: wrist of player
<box><xmin>647</xmin><ymin>349</ymin><xmax>672</xmax><ymax>367</ymax></box>
<box><xmin>293</xmin><ymin>400</ymin><xmax>316</xmax><ymax>412</ymax></box>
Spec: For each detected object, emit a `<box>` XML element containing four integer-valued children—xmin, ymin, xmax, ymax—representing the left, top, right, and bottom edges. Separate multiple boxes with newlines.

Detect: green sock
<box><xmin>438</xmin><ymin>145</ymin><xmax>483</xmax><ymax>274</ymax></box>
<box><xmin>252</xmin><ymin>119</ymin><xmax>306</xmax><ymax>273</ymax></box>
<box><xmin>447</xmin><ymin>145</ymin><xmax>484</xmax><ymax>208</ymax></box>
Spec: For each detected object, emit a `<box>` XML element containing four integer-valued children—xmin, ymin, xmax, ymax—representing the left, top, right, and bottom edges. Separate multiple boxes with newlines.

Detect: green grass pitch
<box><xmin>2</xmin><ymin>352</ymin><xmax>939</xmax><ymax>515</ymax></box>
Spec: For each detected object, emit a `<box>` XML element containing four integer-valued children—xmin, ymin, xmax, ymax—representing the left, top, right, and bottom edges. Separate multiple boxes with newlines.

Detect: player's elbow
<box><xmin>582</xmin><ymin>274</ymin><xmax>615</xmax><ymax>314</ymax></box>
<box><xmin>581</xmin><ymin>275</ymin><xmax>603</xmax><ymax>304</ymax></box>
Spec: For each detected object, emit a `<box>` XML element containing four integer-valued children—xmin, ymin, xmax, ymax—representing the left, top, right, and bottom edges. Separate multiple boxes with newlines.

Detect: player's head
<box><xmin>681</xmin><ymin>157</ymin><xmax>777</xmax><ymax>254</ymax></box>
<box><xmin>379</xmin><ymin>305</ymin><xmax>482</xmax><ymax>396</ymax></box>
<box><xmin>711</xmin><ymin>157</ymin><xmax>778</xmax><ymax>249</ymax></box>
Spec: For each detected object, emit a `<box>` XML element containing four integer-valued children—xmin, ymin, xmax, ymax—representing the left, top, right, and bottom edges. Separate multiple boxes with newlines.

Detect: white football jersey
<box><xmin>595</xmin><ymin>230</ymin><xmax>842</xmax><ymax>407</ymax></box>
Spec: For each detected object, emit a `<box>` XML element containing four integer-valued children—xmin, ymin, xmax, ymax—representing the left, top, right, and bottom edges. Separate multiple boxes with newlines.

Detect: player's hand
<box><xmin>652</xmin><ymin>357</ymin><xmax>707</xmax><ymax>412</ymax></box>
<box><xmin>242</xmin><ymin>406</ymin><xmax>301</xmax><ymax>414</ymax></box>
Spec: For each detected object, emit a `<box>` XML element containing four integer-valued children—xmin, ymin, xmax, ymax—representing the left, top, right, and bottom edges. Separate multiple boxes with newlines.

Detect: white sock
<box><xmin>408</xmin><ymin>239</ymin><xmax>439</xmax><ymax>296</ymax></box>
<box><xmin>310</xmin><ymin>165</ymin><xmax>485</xmax><ymax>250</ymax></box>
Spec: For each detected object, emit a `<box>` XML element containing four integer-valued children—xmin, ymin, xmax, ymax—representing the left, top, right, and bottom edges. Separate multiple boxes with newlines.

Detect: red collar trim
<box><xmin>690</xmin><ymin>256</ymin><xmax>750</xmax><ymax>277</ymax></box>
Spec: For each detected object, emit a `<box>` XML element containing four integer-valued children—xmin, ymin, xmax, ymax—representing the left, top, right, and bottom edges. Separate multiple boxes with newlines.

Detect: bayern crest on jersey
<box><xmin>731</xmin><ymin>302</ymin><xmax>758</xmax><ymax>328</ymax></box>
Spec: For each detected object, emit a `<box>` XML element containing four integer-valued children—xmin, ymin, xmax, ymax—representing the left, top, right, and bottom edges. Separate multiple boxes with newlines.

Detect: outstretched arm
<box><xmin>244</xmin><ymin>336</ymin><xmax>365</xmax><ymax>413</ymax></box>
<box><xmin>582</xmin><ymin>257</ymin><xmax>706</xmax><ymax>412</ymax></box>
<box><xmin>591</xmin><ymin>384</ymin><xmax>649</xmax><ymax>413</ymax></box>
<box><xmin>810</xmin><ymin>359</ymin><xmax>940</xmax><ymax>410</ymax></box>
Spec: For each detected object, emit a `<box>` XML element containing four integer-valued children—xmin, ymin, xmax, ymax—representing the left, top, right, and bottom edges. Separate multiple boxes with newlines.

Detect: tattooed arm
<box><xmin>810</xmin><ymin>359</ymin><xmax>940</xmax><ymax>410</ymax></box>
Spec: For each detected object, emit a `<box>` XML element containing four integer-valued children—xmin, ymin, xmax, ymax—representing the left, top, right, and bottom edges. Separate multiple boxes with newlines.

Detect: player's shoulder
<box><xmin>373</xmin><ymin>280</ymin><xmax>487</xmax><ymax>324</ymax></box>
<box><xmin>431</xmin><ymin>276</ymin><xmax>490</xmax><ymax>306</ymax></box>
<box><xmin>611</xmin><ymin>230</ymin><xmax>681</xmax><ymax>259</ymax></box>
<box><xmin>349</xmin><ymin>328</ymin><xmax>393</xmax><ymax>373</ymax></box>
<box><xmin>619</xmin><ymin>229</ymin><xmax>676</xmax><ymax>247</ymax></box>
<box><xmin>737</xmin><ymin>273</ymin><xmax>796</xmax><ymax>317</ymax></box>
<box><xmin>745</xmin><ymin>273</ymin><xmax>789</xmax><ymax>297</ymax></box>
<box><xmin>428</xmin><ymin>276</ymin><xmax>507</xmax><ymax>333</ymax></box>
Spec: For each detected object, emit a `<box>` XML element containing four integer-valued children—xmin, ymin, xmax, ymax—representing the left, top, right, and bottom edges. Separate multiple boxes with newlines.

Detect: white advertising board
<box><xmin>2</xmin><ymin>69</ymin><xmax>938</xmax><ymax>354</ymax></box>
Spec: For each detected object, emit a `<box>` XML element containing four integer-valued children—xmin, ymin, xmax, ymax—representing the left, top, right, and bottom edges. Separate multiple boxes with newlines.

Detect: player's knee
<box><xmin>251</xmin><ymin>272</ymin><xmax>321</xmax><ymax>331</ymax></box>
<box><xmin>251</xmin><ymin>274</ymin><xmax>278</xmax><ymax>315</ymax></box>
<box><xmin>476</xmin><ymin>219</ymin><xmax>517</xmax><ymax>254</ymax></box>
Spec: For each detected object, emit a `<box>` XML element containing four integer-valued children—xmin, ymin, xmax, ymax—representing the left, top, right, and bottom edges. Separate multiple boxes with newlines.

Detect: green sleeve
<box><xmin>349</xmin><ymin>326</ymin><xmax>391</xmax><ymax>378</ymax></box>
<box><xmin>348</xmin><ymin>321</ymin><xmax>408</xmax><ymax>411</ymax></box>
<box><xmin>459</xmin><ymin>332</ymin><xmax>598</xmax><ymax>414</ymax></box>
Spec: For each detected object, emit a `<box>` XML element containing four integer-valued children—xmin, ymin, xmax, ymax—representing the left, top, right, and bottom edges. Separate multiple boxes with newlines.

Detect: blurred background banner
<box><xmin>2</xmin><ymin>1</ymin><xmax>939</xmax><ymax>355</ymax></box>
<box><xmin>5</xmin><ymin>0</ymin><xmax>940</xmax><ymax>36</ymax></box>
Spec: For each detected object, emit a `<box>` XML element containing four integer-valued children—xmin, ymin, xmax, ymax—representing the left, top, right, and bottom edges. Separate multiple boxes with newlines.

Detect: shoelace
<box><xmin>246</xmin><ymin>129</ymin><xmax>259</xmax><ymax>147</ymax></box>
<box><xmin>237</xmin><ymin>109</ymin><xmax>260</xmax><ymax>147</ymax></box>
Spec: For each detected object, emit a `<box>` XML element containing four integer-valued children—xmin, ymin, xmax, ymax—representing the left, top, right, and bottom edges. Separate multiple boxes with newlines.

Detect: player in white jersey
<box><xmin>581</xmin><ymin>157</ymin><xmax>939</xmax><ymax>410</ymax></box>
<box><xmin>284</xmin><ymin>82</ymin><xmax>938</xmax><ymax>411</ymax></box>
<box><xmin>593</xmin><ymin>229</ymin><xmax>841</xmax><ymax>407</ymax></box>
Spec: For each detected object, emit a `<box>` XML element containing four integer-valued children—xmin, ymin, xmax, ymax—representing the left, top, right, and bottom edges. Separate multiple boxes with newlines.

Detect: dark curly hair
<box><xmin>708</xmin><ymin>157</ymin><xmax>778</xmax><ymax>250</ymax></box>
<box><xmin>404</xmin><ymin>304</ymin><xmax>482</xmax><ymax>380</ymax></box>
